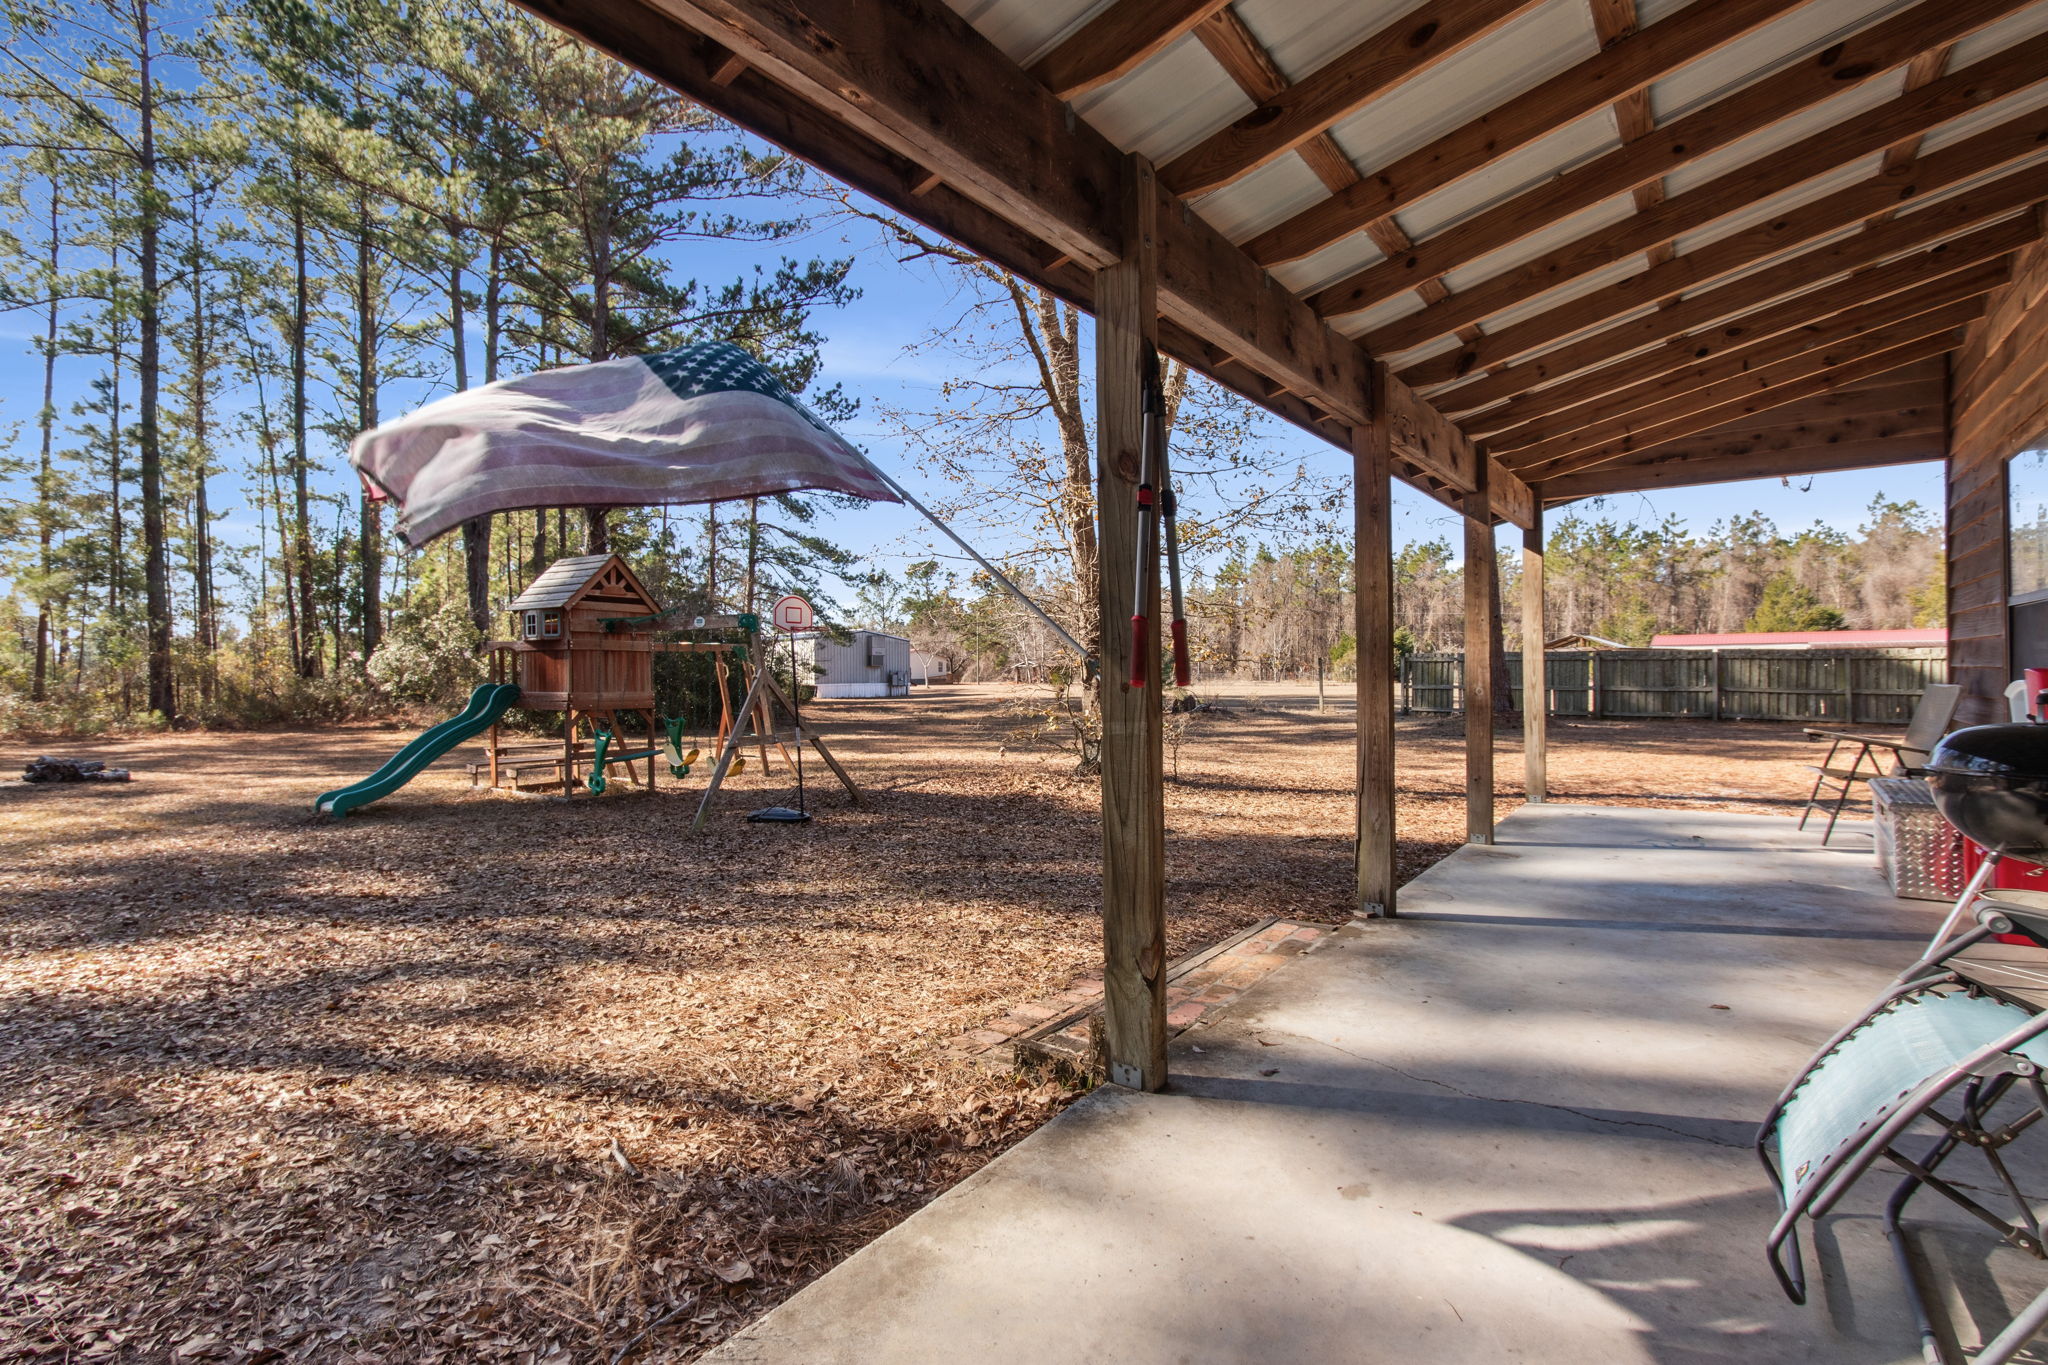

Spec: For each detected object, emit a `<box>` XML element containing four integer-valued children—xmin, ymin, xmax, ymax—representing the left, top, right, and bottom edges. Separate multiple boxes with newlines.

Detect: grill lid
<box><xmin>1925</xmin><ymin>723</ymin><xmax>2048</xmax><ymax>780</ymax></box>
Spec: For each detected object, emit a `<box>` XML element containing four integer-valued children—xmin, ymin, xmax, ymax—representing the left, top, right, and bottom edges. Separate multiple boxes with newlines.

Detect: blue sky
<box><xmin>0</xmin><ymin>129</ymin><xmax>1947</xmax><ymax>614</ymax></box>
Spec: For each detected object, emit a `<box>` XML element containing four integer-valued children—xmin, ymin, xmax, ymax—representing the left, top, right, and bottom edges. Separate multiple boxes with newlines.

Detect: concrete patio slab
<box><xmin>708</xmin><ymin>805</ymin><xmax>2048</xmax><ymax>1364</ymax></box>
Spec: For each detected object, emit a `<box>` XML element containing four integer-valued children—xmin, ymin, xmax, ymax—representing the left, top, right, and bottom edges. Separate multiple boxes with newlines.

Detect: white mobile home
<box><xmin>806</xmin><ymin>630</ymin><xmax>911</xmax><ymax>699</ymax></box>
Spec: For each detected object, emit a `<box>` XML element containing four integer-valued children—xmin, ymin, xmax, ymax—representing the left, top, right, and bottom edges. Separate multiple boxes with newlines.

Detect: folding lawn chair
<box><xmin>1759</xmin><ymin>899</ymin><xmax>2048</xmax><ymax>1363</ymax></box>
<box><xmin>1800</xmin><ymin>683</ymin><xmax>1961</xmax><ymax>845</ymax></box>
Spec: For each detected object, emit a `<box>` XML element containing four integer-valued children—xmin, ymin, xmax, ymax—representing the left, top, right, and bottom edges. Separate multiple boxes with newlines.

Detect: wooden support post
<box><xmin>562</xmin><ymin>709</ymin><xmax>577</xmax><ymax>798</ymax></box>
<box><xmin>1464</xmin><ymin>478</ymin><xmax>1495</xmax><ymax>844</ymax></box>
<box><xmin>1095</xmin><ymin>154</ymin><xmax>1167</xmax><ymax>1093</ymax></box>
<box><xmin>1521</xmin><ymin>506</ymin><xmax>1546</xmax><ymax>804</ymax></box>
<box><xmin>1354</xmin><ymin>396</ymin><xmax>1397</xmax><ymax>917</ymax></box>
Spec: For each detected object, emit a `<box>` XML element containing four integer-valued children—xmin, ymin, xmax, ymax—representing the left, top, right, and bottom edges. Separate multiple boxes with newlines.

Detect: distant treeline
<box><xmin>0</xmin><ymin>0</ymin><xmax>859</xmax><ymax>733</ymax></box>
<box><xmin>852</xmin><ymin>500</ymin><xmax>1944</xmax><ymax>683</ymax></box>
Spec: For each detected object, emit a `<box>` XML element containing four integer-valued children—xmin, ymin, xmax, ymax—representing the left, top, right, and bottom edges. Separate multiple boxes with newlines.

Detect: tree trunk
<box><xmin>744</xmin><ymin>497</ymin><xmax>760</xmax><ymax>615</ymax></box>
<box><xmin>355</xmin><ymin>196</ymin><xmax>382</xmax><ymax>664</ymax></box>
<box><xmin>1490</xmin><ymin>550</ymin><xmax>1515</xmax><ymax>716</ymax></box>
<box><xmin>291</xmin><ymin>181</ymin><xmax>319</xmax><ymax>678</ymax></box>
<box><xmin>449</xmin><ymin>257</ymin><xmax>492</xmax><ymax>636</ymax></box>
<box><xmin>31</xmin><ymin>177</ymin><xmax>59</xmax><ymax>704</ymax></box>
<box><xmin>137</xmin><ymin>0</ymin><xmax>175</xmax><ymax>723</ymax></box>
<box><xmin>188</xmin><ymin>190</ymin><xmax>217</xmax><ymax>702</ymax></box>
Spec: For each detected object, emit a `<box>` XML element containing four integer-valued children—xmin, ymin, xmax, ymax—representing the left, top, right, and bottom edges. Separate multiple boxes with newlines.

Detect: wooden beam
<box><xmin>1520</xmin><ymin>327</ymin><xmax>1968</xmax><ymax>482</ymax></box>
<box><xmin>1359</xmin><ymin>27</ymin><xmax>2048</xmax><ymax>345</ymax></box>
<box><xmin>1875</xmin><ymin>45</ymin><xmax>1955</xmax><ymax>192</ymax></box>
<box><xmin>1243</xmin><ymin>0</ymin><xmax>1789</xmax><ymax>267</ymax></box>
<box><xmin>1354</xmin><ymin>377</ymin><xmax>1396</xmax><ymax>918</ymax></box>
<box><xmin>1464</xmin><ymin>463</ymin><xmax>1495</xmax><ymax>846</ymax></box>
<box><xmin>1159</xmin><ymin>0</ymin><xmax>1545</xmax><ymax>197</ymax></box>
<box><xmin>1521</xmin><ymin>507</ymin><xmax>1545</xmax><ymax>805</ymax></box>
<box><xmin>1507</xmin><ymin>304</ymin><xmax>1982</xmax><ymax>476</ymax></box>
<box><xmin>1589</xmin><ymin>0</ymin><xmax>1676</xmax><ymax>283</ymax></box>
<box><xmin>1540</xmin><ymin>432</ymin><xmax>1944</xmax><ymax>501</ymax></box>
<box><xmin>1482</xmin><ymin>265</ymin><xmax>2008</xmax><ymax>453</ymax></box>
<box><xmin>1029</xmin><ymin>0</ymin><xmax>1231</xmax><ymax>100</ymax></box>
<box><xmin>1404</xmin><ymin>130</ymin><xmax>2048</xmax><ymax>395</ymax></box>
<box><xmin>1094</xmin><ymin>156</ymin><xmax>1166</xmax><ymax>1093</ymax></box>
<box><xmin>1458</xmin><ymin>240</ymin><xmax>2020</xmax><ymax>437</ymax></box>
<box><xmin>1309</xmin><ymin>0</ymin><xmax>2033</xmax><ymax>320</ymax></box>
<box><xmin>1490</xmin><ymin>463</ymin><xmax>1535</xmax><ymax>532</ymax></box>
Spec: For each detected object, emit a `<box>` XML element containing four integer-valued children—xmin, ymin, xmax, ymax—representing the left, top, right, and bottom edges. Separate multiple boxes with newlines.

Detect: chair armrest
<box><xmin>1803</xmin><ymin>729</ymin><xmax>1905</xmax><ymax>749</ymax></box>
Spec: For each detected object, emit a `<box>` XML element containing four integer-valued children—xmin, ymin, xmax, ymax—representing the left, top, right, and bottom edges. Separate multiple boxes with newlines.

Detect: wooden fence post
<box><xmin>1465</xmin><ymin>476</ymin><xmax>1495</xmax><ymax>845</ymax></box>
<box><xmin>1355</xmin><ymin>380</ymin><xmax>1396</xmax><ymax>917</ymax></box>
<box><xmin>1521</xmin><ymin>508</ymin><xmax>1546</xmax><ymax>804</ymax></box>
<box><xmin>1094</xmin><ymin>154</ymin><xmax>1166</xmax><ymax>1093</ymax></box>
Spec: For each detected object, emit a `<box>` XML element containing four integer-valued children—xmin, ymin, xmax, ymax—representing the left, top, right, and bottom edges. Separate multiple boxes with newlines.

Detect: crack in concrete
<box><xmin>1290</xmin><ymin>1033</ymin><xmax>1748</xmax><ymax>1149</ymax></box>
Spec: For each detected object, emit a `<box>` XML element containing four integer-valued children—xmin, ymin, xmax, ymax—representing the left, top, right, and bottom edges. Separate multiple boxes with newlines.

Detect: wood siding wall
<box><xmin>1948</xmin><ymin>225</ymin><xmax>2048</xmax><ymax>724</ymax></box>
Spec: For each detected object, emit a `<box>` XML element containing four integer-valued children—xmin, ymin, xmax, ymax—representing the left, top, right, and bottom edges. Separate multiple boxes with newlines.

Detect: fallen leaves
<box><xmin>0</xmin><ymin>692</ymin><xmax>1815</xmax><ymax>1361</ymax></box>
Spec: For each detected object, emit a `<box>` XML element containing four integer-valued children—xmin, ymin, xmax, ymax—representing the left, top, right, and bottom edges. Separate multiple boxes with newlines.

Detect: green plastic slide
<box><xmin>314</xmin><ymin>682</ymin><xmax>522</xmax><ymax>818</ymax></box>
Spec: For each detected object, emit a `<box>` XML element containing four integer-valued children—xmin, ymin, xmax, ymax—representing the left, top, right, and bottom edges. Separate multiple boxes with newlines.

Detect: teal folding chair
<box><xmin>1760</xmin><ymin>902</ymin><xmax>2048</xmax><ymax>1362</ymax></box>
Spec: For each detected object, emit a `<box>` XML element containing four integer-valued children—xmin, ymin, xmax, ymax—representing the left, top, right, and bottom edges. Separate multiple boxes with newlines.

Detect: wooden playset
<box><xmin>474</xmin><ymin>553</ymin><xmax>858</xmax><ymax>809</ymax></box>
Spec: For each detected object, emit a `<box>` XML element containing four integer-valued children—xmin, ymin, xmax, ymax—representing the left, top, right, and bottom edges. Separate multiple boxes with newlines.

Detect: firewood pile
<box><xmin>21</xmin><ymin>756</ymin><xmax>130</xmax><ymax>783</ymax></box>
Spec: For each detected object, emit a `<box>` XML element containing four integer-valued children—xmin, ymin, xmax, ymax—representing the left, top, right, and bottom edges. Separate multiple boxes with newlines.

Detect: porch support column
<box><xmin>1522</xmin><ymin>505</ymin><xmax>1547</xmax><ymax>804</ymax></box>
<box><xmin>1095</xmin><ymin>154</ymin><xmax>1166</xmax><ymax>1092</ymax></box>
<box><xmin>1464</xmin><ymin>470</ymin><xmax>1496</xmax><ymax>845</ymax></box>
<box><xmin>1354</xmin><ymin>375</ymin><xmax>1397</xmax><ymax>917</ymax></box>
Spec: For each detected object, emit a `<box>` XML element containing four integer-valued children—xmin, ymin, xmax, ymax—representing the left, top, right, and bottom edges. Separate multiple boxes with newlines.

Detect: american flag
<box><xmin>350</xmin><ymin>341</ymin><xmax>897</xmax><ymax>549</ymax></box>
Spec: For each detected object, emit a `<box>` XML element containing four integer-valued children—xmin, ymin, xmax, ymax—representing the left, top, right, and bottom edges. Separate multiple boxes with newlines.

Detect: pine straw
<box><xmin>0</xmin><ymin>687</ymin><xmax>1825</xmax><ymax>1362</ymax></box>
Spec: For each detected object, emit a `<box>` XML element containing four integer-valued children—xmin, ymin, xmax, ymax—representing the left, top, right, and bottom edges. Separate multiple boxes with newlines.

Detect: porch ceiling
<box><xmin>519</xmin><ymin>0</ymin><xmax>2048</xmax><ymax>511</ymax></box>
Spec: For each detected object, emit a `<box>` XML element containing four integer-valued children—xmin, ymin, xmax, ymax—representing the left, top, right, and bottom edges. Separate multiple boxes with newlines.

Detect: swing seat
<box><xmin>1759</xmin><ymin>903</ymin><xmax>2048</xmax><ymax>1363</ymax></box>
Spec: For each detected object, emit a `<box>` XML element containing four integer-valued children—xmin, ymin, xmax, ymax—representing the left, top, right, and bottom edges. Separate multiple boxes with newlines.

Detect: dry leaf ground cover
<box><xmin>0</xmin><ymin>685</ymin><xmax>1830</xmax><ymax>1362</ymax></box>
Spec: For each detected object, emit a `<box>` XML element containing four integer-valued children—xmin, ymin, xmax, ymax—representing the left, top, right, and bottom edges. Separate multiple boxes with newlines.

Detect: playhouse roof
<box><xmin>505</xmin><ymin>554</ymin><xmax>661</xmax><ymax>616</ymax></box>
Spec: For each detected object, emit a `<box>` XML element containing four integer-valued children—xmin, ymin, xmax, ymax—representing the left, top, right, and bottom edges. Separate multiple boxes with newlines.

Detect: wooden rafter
<box><xmin>1309</xmin><ymin>0</ymin><xmax>2032</xmax><ymax>321</ymax></box>
<box><xmin>1158</xmin><ymin>0</ymin><xmax>1546</xmax><ymax>197</ymax></box>
<box><xmin>1467</xmin><ymin>253</ymin><xmax>2014</xmax><ymax>441</ymax></box>
<box><xmin>1507</xmin><ymin>304</ymin><xmax>1981</xmax><ymax>476</ymax></box>
<box><xmin>1434</xmin><ymin>214</ymin><xmax>2039</xmax><ymax>418</ymax></box>
<box><xmin>1543</xmin><ymin>433</ymin><xmax>1944</xmax><ymax>501</ymax></box>
<box><xmin>1190</xmin><ymin>7</ymin><xmax>1351</xmax><ymax>196</ymax></box>
<box><xmin>1360</xmin><ymin>28</ymin><xmax>2048</xmax><ymax>351</ymax></box>
<box><xmin>1189</xmin><ymin>6</ymin><xmax>1465</xmax><ymax>328</ymax></box>
<box><xmin>1588</xmin><ymin>0</ymin><xmax>1675</xmax><ymax>283</ymax></box>
<box><xmin>1514</xmin><ymin>325</ymin><xmax>1973</xmax><ymax>481</ymax></box>
<box><xmin>1403</xmin><ymin>130</ymin><xmax>2048</xmax><ymax>395</ymax></box>
<box><xmin>1029</xmin><ymin>0</ymin><xmax>1232</xmax><ymax>100</ymax></box>
<box><xmin>1484</xmin><ymin>268</ymin><xmax>2008</xmax><ymax>454</ymax></box>
<box><xmin>1240</xmin><ymin>0</ymin><xmax>1791</xmax><ymax>268</ymax></box>
<box><xmin>1540</xmin><ymin>363</ymin><xmax>1946</xmax><ymax>500</ymax></box>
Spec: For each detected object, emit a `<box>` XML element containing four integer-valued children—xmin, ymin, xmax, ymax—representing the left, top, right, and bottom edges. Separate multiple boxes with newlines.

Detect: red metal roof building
<box><xmin>1650</xmin><ymin>629</ymin><xmax>1948</xmax><ymax>649</ymax></box>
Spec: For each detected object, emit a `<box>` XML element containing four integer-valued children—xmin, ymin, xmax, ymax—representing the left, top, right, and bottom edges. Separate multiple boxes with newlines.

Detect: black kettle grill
<box><xmin>1924</xmin><ymin>724</ymin><xmax>2048</xmax><ymax>863</ymax></box>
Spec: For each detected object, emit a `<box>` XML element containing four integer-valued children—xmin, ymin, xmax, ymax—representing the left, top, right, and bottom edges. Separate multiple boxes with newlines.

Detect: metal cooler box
<box><xmin>1870</xmin><ymin>776</ymin><xmax>1967</xmax><ymax>901</ymax></box>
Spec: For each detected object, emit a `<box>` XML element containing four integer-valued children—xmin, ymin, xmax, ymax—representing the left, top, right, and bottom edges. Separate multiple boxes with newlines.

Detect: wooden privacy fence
<box><xmin>1400</xmin><ymin>647</ymin><xmax>1947</xmax><ymax>724</ymax></box>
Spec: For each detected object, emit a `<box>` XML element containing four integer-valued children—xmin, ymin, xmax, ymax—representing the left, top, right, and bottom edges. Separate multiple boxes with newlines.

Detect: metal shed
<box><xmin>807</xmin><ymin>630</ymin><xmax>912</xmax><ymax>698</ymax></box>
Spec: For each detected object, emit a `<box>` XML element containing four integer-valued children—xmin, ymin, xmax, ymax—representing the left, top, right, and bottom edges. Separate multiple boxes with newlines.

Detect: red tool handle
<box><xmin>1129</xmin><ymin>614</ymin><xmax>1149</xmax><ymax>687</ymax></box>
<box><xmin>1170</xmin><ymin>619</ymin><xmax>1190</xmax><ymax>687</ymax></box>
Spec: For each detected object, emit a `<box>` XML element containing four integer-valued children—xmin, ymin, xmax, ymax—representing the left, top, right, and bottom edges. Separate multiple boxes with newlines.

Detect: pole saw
<box><xmin>1130</xmin><ymin>349</ymin><xmax>1191</xmax><ymax>689</ymax></box>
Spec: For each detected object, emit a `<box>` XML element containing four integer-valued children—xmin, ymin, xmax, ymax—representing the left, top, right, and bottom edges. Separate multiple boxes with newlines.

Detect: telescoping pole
<box><xmin>1130</xmin><ymin>352</ymin><xmax>1163</xmax><ymax>688</ymax></box>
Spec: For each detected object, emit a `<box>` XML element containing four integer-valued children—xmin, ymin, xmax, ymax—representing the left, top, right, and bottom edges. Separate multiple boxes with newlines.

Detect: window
<box><xmin>523</xmin><ymin>610</ymin><xmax>542</xmax><ymax>640</ymax></box>
<box><xmin>2013</xmin><ymin>448</ymin><xmax>2048</xmax><ymax>603</ymax></box>
<box><xmin>541</xmin><ymin>611</ymin><xmax>563</xmax><ymax>639</ymax></box>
